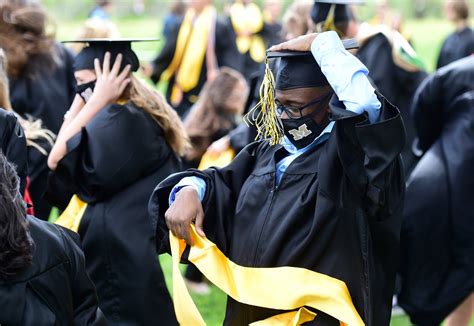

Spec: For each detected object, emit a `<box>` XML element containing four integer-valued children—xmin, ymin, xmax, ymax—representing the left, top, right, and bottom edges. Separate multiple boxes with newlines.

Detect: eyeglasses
<box><xmin>275</xmin><ymin>92</ymin><xmax>334</xmax><ymax>119</ymax></box>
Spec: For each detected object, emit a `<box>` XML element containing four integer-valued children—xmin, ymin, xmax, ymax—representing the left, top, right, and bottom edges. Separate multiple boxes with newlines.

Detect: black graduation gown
<box><xmin>49</xmin><ymin>103</ymin><xmax>179</xmax><ymax>325</ymax></box>
<box><xmin>27</xmin><ymin>137</ymin><xmax>53</xmax><ymax>220</ymax></box>
<box><xmin>151</xmin><ymin>17</ymin><xmax>243</xmax><ymax>117</ymax></box>
<box><xmin>436</xmin><ymin>27</ymin><xmax>474</xmax><ymax>69</ymax></box>
<box><xmin>0</xmin><ymin>109</ymin><xmax>27</xmax><ymax>195</ymax></box>
<box><xmin>262</xmin><ymin>21</ymin><xmax>283</xmax><ymax>48</ymax></box>
<box><xmin>0</xmin><ymin>216</ymin><xmax>106</xmax><ymax>326</ymax></box>
<box><xmin>9</xmin><ymin>43</ymin><xmax>76</xmax><ymax>134</ymax></box>
<box><xmin>150</xmin><ymin>94</ymin><xmax>406</xmax><ymax>326</ymax></box>
<box><xmin>398</xmin><ymin>57</ymin><xmax>474</xmax><ymax>326</ymax></box>
<box><xmin>357</xmin><ymin>33</ymin><xmax>427</xmax><ymax>176</ymax></box>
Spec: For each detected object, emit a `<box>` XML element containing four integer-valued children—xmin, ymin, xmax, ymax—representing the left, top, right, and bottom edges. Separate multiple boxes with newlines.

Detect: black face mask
<box><xmin>282</xmin><ymin>111</ymin><xmax>329</xmax><ymax>149</ymax></box>
<box><xmin>75</xmin><ymin>80</ymin><xmax>96</xmax><ymax>103</ymax></box>
<box><xmin>279</xmin><ymin>92</ymin><xmax>333</xmax><ymax>149</ymax></box>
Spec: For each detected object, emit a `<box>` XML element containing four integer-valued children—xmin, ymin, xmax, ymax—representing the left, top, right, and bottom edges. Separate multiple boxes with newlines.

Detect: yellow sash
<box><xmin>230</xmin><ymin>2</ymin><xmax>266</xmax><ymax>63</ymax></box>
<box><xmin>198</xmin><ymin>148</ymin><xmax>235</xmax><ymax>170</ymax></box>
<box><xmin>161</xmin><ymin>6</ymin><xmax>216</xmax><ymax>106</ymax></box>
<box><xmin>55</xmin><ymin>195</ymin><xmax>87</xmax><ymax>232</ymax></box>
<box><xmin>171</xmin><ymin>226</ymin><xmax>365</xmax><ymax>325</ymax></box>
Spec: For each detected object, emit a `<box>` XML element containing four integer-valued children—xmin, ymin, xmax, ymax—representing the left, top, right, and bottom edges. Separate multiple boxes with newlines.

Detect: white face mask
<box><xmin>75</xmin><ymin>80</ymin><xmax>96</xmax><ymax>103</ymax></box>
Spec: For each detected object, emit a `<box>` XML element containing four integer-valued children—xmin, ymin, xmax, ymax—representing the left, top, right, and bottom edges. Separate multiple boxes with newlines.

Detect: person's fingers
<box><xmin>195</xmin><ymin>210</ymin><xmax>206</xmax><ymax>238</ymax></box>
<box><xmin>117</xmin><ymin>64</ymin><xmax>131</xmax><ymax>81</ymax></box>
<box><xmin>110</xmin><ymin>53</ymin><xmax>123</xmax><ymax>77</ymax></box>
<box><xmin>102</xmin><ymin>52</ymin><xmax>111</xmax><ymax>75</ymax></box>
<box><xmin>181</xmin><ymin>223</ymin><xmax>193</xmax><ymax>246</ymax></box>
<box><xmin>169</xmin><ymin>221</ymin><xmax>180</xmax><ymax>238</ymax></box>
<box><xmin>94</xmin><ymin>58</ymin><xmax>102</xmax><ymax>77</ymax></box>
<box><xmin>165</xmin><ymin>211</ymin><xmax>173</xmax><ymax>231</ymax></box>
<box><xmin>271</xmin><ymin>39</ymin><xmax>291</xmax><ymax>51</ymax></box>
<box><xmin>118</xmin><ymin>78</ymin><xmax>131</xmax><ymax>95</ymax></box>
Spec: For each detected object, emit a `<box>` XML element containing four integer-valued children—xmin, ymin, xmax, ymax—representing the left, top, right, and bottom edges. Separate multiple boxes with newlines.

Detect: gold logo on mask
<box><xmin>288</xmin><ymin>124</ymin><xmax>312</xmax><ymax>141</ymax></box>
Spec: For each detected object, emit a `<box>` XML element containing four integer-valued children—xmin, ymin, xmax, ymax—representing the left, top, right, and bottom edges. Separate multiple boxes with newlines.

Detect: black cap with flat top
<box><xmin>311</xmin><ymin>0</ymin><xmax>364</xmax><ymax>25</ymax></box>
<box><xmin>267</xmin><ymin>38</ymin><xmax>358</xmax><ymax>90</ymax></box>
<box><xmin>62</xmin><ymin>38</ymin><xmax>159</xmax><ymax>72</ymax></box>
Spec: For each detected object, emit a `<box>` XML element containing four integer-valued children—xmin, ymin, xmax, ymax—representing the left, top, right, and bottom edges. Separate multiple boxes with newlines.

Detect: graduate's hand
<box><xmin>268</xmin><ymin>33</ymin><xmax>319</xmax><ymax>52</ymax></box>
<box><xmin>141</xmin><ymin>62</ymin><xmax>154</xmax><ymax>78</ymax></box>
<box><xmin>207</xmin><ymin>136</ymin><xmax>230</xmax><ymax>155</ymax></box>
<box><xmin>165</xmin><ymin>187</ymin><xmax>205</xmax><ymax>246</ymax></box>
<box><xmin>90</xmin><ymin>52</ymin><xmax>131</xmax><ymax>107</ymax></box>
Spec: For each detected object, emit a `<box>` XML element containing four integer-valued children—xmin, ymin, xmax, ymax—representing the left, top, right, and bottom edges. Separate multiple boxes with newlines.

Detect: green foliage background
<box><xmin>44</xmin><ymin>0</ymin><xmax>452</xmax><ymax>19</ymax></box>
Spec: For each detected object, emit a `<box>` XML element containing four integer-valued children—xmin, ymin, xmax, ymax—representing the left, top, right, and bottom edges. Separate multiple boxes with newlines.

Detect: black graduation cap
<box><xmin>268</xmin><ymin>38</ymin><xmax>358</xmax><ymax>90</ymax></box>
<box><xmin>311</xmin><ymin>0</ymin><xmax>364</xmax><ymax>25</ymax></box>
<box><xmin>62</xmin><ymin>38</ymin><xmax>159</xmax><ymax>72</ymax></box>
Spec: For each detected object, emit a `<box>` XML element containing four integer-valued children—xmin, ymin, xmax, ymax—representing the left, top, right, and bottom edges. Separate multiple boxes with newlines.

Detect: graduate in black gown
<box><xmin>0</xmin><ymin>152</ymin><xmax>106</xmax><ymax>326</ymax></box>
<box><xmin>47</xmin><ymin>39</ymin><xmax>189</xmax><ymax>325</ymax></box>
<box><xmin>0</xmin><ymin>1</ymin><xmax>76</xmax><ymax>134</ymax></box>
<box><xmin>148</xmin><ymin>0</ymin><xmax>242</xmax><ymax>117</ymax></box>
<box><xmin>150</xmin><ymin>31</ymin><xmax>405</xmax><ymax>325</ymax></box>
<box><xmin>311</xmin><ymin>0</ymin><xmax>427</xmax><ymax>176</ymax></box>
<box><xmin>1</xmin><ymin>48</ymin><xmax>56</xmax><ymax>220</ymax></box>
<box><xmin>437</xmin><ymin>0</ymin><xmax>474</xmax><ymax>69</ymax></box>
<box><xmin>227</xmin><ymin>0</ymin><xmax>267</xmax><ymax>78</ymax></box>
<box><xmin>398</xmin><ymin>56</ymin><xmax>474</xmax><ymax>326</ymax></box>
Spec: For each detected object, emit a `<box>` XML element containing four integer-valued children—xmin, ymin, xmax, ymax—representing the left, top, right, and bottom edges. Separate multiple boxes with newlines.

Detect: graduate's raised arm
<box><xmin>48</xmin><ymin>53</ymin><xmax>131</xmax><ymax>170</ymax></box>
<box><xmin>270</xmin><ymin>31</ymin><xmax>381</xmax><ymax>123</ymax></box>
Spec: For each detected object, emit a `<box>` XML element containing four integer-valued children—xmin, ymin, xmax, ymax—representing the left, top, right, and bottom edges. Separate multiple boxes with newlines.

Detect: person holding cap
<box><xmin>311</xmin><ymin>0</ymin><xmax>427</xmax><ymax>176</ymax></box>
<box><xmin>47</xmin><ymin>39</ymin><xmax>188</xmax><ymax>325</ymax></box>
<box><xmin>150</xmin><ymin>31</ymin><xmax>405</xmax><ymax>325</ymax></box>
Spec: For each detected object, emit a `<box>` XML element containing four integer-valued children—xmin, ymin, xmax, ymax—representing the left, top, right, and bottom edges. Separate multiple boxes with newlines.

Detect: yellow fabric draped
<box><xmin>55</xmin><ymin>195</ymin><xmax>87</xmax><ymax>232</ymax></box>
<box><xmin>161</xmin><ymin>6</ymin><xmax>216</xmax><ymax>106</ymax></box>
<box><xmin>230</xmin><ymin>2</ymin><xmax>266</xmax><ymax>63</ymax></box>
<box><xmin>198</xmin><ymin>148</ymin><xmax>235</xmax><ymax>170</ymax></box>
<box><xmin>170</xmin><ymin>226</ymin><xmax>365</xmax><ymax>326</ymax></box>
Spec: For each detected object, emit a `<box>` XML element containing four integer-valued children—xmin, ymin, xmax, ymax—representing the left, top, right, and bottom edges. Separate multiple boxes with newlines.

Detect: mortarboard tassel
<box><xmin>244</xmin><ymin>58</ymin><xmax>284</xmax><ymax>146</ymax></box>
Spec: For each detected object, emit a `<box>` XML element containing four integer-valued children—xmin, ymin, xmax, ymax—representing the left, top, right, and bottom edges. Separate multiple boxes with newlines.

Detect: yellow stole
<box><xmin>230</xmin><ymin>1</ymin><xmax>266</xmax><ymax>63</ymax></box>
<box><xmin>171</xmin><ymin>226</ymin><xmax>365</xmax><ymax>325</ymax></box>
<box><xmin>197</xmin><ymin>148</ymin><xmax>235</xmax><ymax>170</ymax></box>
<box><xmin>161</xmin><ymin>6</ymin><xmax>216</xmax><ymax>106</ymax></box>
<box><xmin>55</xmin><ymin>195</ymin><xmax>87</xmax><ymax>232</ymax></box>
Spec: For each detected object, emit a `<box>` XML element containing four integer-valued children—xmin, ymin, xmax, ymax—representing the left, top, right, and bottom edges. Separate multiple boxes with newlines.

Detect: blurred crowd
<box><xmin>0</xmin><ymin>0</ymin><xmax>473</xmax><ymax>325</ymax></box>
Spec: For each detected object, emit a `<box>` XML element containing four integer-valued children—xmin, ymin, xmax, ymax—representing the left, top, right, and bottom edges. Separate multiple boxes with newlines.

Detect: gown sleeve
<box><xmin>149</xmin><ymin>141</ymin><xmax>261</xmax><ymax>255</ymax></box>
<box><xmin>0</xmin><ymin>111</ymin><xmax>28</xmax><ymax>195</ymax></box>
<box><xmin>58</xmin><ymin>226</ymin><xmax>108</xmax><ymax>326</ymax></box>
<box><xmin>410</xmin><ymin>72</ymin><xmax>444</xmax><ymax>153</ymax></box>
<box><xmin>331</xmin><ymin>92</ymin><xmax>405</xmax><ymax>219</ymax></box>
<box><xmin>54</xmin><ymin>104</ymin><xmax>171</xmax><ymax>203</ymax></box>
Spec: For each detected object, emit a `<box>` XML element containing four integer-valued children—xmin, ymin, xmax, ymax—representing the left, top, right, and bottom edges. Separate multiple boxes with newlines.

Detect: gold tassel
<box><xmin>244</xmin><ymin>58</ymin><xmax>283</xmax><ymax>146</ymax></box>
<box><xmin>316</xmin><ymin>4</ymin><xmax>345</xmax><ymax>38</ymax></box>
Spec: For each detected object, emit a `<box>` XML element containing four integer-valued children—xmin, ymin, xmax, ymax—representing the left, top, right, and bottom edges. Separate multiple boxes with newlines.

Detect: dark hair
<box><xmin>0</xmin><ymin>1</ymin><xmax>57</xmax><ymax>78</ymax></box>
<box><xmin>184</xmin><ymin>67</ymin><xmax>248</xmax><ymax>161</ymax></box>
<box><xmin>449</xmin><ymin>0</ymin><xmax>470</xmax><ymax>20</ymax></box>
<box><xmin>97</xmin><ymin>0</ymin><xmax>112</xmax><ymax>7</ymax></box>
<box><xmin>0</xmin><ymin>151</ymin><xmax>32</xmax><ymax>280</ymax></box>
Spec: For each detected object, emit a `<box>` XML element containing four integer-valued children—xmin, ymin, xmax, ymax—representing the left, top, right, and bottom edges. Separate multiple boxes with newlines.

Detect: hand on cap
<box><xmin>268</xmin><ymin>33</ymin><xmax>319</xmax><ymax>52</ymax></box>
<box><xmin>91</xmin><ymin>52</ymin><xmax>131</xmax><ymax>106</ymax></box>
